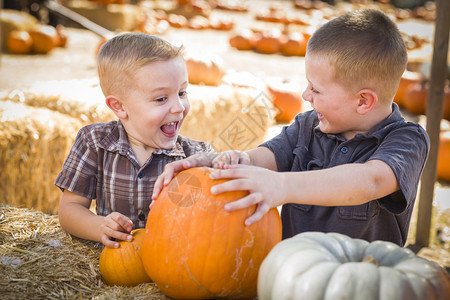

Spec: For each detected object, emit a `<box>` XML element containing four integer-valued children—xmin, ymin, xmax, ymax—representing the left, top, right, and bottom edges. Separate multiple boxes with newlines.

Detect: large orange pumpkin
<box><xmin>185</xmin><ymin>54</ymin><xmax>224</xmax><ymax>86</ymax></box>
<box><xmin>280</xmin><ymin>32</ymin><xmax>307</xmax><ymax>57</ymax></box>
<box><xmin>403</xmin><ymin>83</ymin><xmax>450</xmax><ymax>119</ymax></box>
<box><xmin>99</xmin><ymin>228</ymin><xmax>152</xmax><ymax>286</ymax></box>
<box><xmin>142</xmin><ymin>167</ymin><xmax>282</xmax><ymax>299</ymax></box>
<box><xmin>28</xmin><ymin>25</ymin><xmax>58</xmax><ymax>54</ymax></box>
<box><xmin>437</xmin><ymin>130</ymin><xmax>450</xmax><ymax>183</ymax></box>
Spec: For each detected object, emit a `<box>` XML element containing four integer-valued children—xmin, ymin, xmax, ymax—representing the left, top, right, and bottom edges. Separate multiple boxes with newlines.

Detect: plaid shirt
<box><xmin>55</xmin><ymin>120</ymin><xmax>213</xmax><ymax>228</ymax></box>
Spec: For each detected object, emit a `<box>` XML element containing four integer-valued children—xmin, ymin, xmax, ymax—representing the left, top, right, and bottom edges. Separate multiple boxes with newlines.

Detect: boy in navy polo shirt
<box><xmin>153</xmin><ymin>9</ymin><xmax>429</xmax><ymax>246</ymax></box>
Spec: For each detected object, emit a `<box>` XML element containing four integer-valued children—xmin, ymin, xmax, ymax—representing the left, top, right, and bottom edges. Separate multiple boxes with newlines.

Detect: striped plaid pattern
<box><xmin>55</xmin><ymin>120</ymin><xmax>213</xmax><ymax>228</ymax></box>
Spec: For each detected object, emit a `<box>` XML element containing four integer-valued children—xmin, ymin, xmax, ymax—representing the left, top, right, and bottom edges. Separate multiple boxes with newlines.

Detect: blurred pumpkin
<box><xmin>280</xmin><ymin>32</ymin><xmax>307</xmax><ymax>56</ymax></box>
<box><xmin>253</xmin><ymin>29</ymin><xmax>282</xmax><ymax>54</ymax></box>
<box><xmin>142</xmin><ymin>167</ymin><xmax>282</xmax><ymax>299</ymax></box>
<box><xmin>266</xmin><ymin>77</ymin><xmax>303</xmax><ymax>123</ymax></box>
<box><xmin>437</xmin><ymin>130</ymin><xmax>450</xmax><ymax>182</ymax></box>
<box><xmin>394</xmin><ymin>70</ymin><xmax>423</xmax><ymax>108</ymax></box>
<box><xmin>185</xmin><ymin>52</ymin><xmax>224</xmax><ymax>86</ymax></box>
<box><xmin>188</xmin><ymin>15</ymin><xmax>209</xmax><ymax>29</ymax></box>
<box><xmin>258</xmin><ymin>231</ymin><xmax>450</xmax><ymax>300</ymax></box>
<box><xmin>403</xmin><ymin>82</ymin><xmax>450</xmax><ymax>119</ymax></box>
<box><xmin>229</xmin><ymin>29</ymin><xmax>253</xmax><ymax>50</ymax></box>
<box><xmin>28</xmin><ymin>25</ymin><xmax>58</xmax><ymax>54</ymax></box>
<box><xmin>6</xmin><ymin>30</ymin><xmax>33</xmax><ymax>54</ymax></box>
<box><xmin>99</xmin><ymin>228</ymin><xmax>152</xmax><ymax>286</ymax></box>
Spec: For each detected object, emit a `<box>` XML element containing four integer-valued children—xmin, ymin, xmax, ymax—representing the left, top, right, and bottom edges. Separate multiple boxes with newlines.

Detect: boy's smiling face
<box><xmin>302</xmin><ymin>53</ymin><xmax>362</xmax><ymax>140</ymax></box>
<box><xmin>119</xmin><ymin>56</ymin><xmax>189</xmax><ymax>152</ymax></box>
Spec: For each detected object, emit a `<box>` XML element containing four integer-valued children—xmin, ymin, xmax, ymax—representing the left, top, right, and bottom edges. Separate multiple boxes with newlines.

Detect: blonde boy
<box><xmin>55</xmin><ymin>33</ymin><xmax>212</xmax><ymax>248</ymax></box>
<box><xmin>154</xmin><ymin>10</ymin><xmax>429</xmax><ymax>246</ymax></box>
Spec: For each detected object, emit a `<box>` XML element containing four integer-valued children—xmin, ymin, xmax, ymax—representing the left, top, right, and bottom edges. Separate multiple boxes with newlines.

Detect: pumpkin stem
<box><xmin>362</xmin><ymin>255</ymin><xmax>380</xmax><ymax>266</ymax></box>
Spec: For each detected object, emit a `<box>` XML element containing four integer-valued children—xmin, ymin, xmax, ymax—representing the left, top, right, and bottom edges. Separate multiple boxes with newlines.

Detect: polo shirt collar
<box><xmin>99</xmin><ymin>120</ymin><xmax>187</xmax><ymax>158</ymax></box>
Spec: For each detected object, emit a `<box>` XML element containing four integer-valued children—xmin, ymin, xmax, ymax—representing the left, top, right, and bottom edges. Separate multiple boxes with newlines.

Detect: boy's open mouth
<box><xmin>161</xmin><ymin>121</ymin><xmax>179</xmax><ymax>137</ymax></box>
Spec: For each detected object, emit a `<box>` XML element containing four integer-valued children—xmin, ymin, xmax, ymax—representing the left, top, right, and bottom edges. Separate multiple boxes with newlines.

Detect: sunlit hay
<box><xmin>0</xmin><ymin>204</ymin><xmax>168</xmax><ymax>299</ymax></box>
<box><xmin>0</xmin><ymin>78</ymin><xmax>115</xmax><ymax>124</ymax></box>
<box><xmin>181</xmin><ymin>83</ymin><xmax>275</xmax><ymax>152</ymax></box>
<box><xmin>0</xmin><ymin>101</ymin><xmax>83</xmax><ymax>214</ymax></box>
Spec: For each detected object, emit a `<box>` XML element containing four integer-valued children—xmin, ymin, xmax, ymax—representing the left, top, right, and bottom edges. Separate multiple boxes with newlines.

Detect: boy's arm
<box><xmin>211</xmin><ymin>159</ymin><xmax>399</xmax><ymax>225</ymax></box>
<box><xmin>58</xmin><ymin>190</ymin><xmax>133</xmax><ymax>248</ymax></box>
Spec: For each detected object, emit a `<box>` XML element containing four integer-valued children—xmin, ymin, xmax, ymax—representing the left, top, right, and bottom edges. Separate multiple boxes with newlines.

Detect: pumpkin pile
<box><xmin>229</xmin><ymin>28</ymin><xmax>309</xmax><ymax>57</ymax></box>
<box><xmin>99</xmin><ymin>167</ymin><xmax>282</xmax><ymax>299</ymax></box>
<box><xmin>258</xmin><ymin>231</ymin><xmax>450</xmax><ymax>300</ymax></box>
<box><xmin>2</xmin><ymin>9</ymin><xmax>67</xmax><ymax>55</ymax></box>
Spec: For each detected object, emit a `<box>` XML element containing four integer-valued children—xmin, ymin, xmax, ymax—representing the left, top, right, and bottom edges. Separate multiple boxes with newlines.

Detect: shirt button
<box><xmin>138</xmin><ymin>171</ymin><xmax>144</xmax><ymax>179</ymax></box>
<box><xmin>341</xmin><ymin>146</ymin><xmax>349</xmax><ymax>154</ymax></box>
<box><xmin>138</xmin><ymin>212</ymin><xmax>146</xmax><ymax>221</ymax></box>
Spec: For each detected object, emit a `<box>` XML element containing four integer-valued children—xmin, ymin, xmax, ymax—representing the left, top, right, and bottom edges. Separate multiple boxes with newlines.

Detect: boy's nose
<box><xmin>302</xmin><ymin>89</ymin><xmax>312</xmax><ymax>103</ymax></box>
<box><xmin>170</xmin><ymin>97</ymin><xmax>185</xmax><ymax>113</ymax></box>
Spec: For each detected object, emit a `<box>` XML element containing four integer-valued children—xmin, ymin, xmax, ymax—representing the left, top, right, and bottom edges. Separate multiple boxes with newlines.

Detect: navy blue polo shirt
<box><xmin>261</xmin><ymin>103</ymin><xmax>429</xmax><ymax>246</ymax></box>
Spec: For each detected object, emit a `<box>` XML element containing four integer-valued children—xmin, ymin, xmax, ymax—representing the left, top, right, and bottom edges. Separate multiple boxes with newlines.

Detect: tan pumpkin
<box><xmin>437</xmin><ymin>130</ymin><xmax>450</xmax><ymax>183</ymax></box>
<box><xmin>142</xmin><ymin>167</ymin><xmax>282</xmax><ymax>299</ymax></box>
<box><xmin>258</xmin><ymin>231</ymin><xmax>450</xmax><ymax>300</ymax></box>
<box><xmin>99</xmin><ymin>228</ymin><xmax>152</xmax><ymax>286</ymax></box>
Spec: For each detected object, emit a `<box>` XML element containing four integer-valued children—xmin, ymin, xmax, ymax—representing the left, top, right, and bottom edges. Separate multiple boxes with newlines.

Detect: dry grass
<box><xmin>0</xmin><ymin>204</ymin><xmax>168</xmax><ymax>299</ymax></box>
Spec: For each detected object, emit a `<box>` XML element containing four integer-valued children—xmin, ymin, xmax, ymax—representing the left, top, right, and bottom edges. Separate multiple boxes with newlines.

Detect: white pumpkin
<box><xmin>258</xmin><ymin>232</ymin><xmax>450</xmax><ymax>300</ymax></box>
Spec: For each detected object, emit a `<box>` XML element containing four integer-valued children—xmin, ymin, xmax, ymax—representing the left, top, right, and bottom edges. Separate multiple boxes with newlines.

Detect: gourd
<box><xmin>258</xmin><ymin>231</ymin><xmax>450</xmax><ymax>300</ymax></box>
<box><xmin>99</xmin><ymin>228</ymin><xmax>152</xmax><ymax>286</ymax></box>
<box><xmin>142</xmin><ymin>167</ymin><xmax>282</xmax><ymax>299</ymax></box>
<box><xmin>437</xmin><ymin>130</ymin><xmax>450</xmax><ymax>182</ymax></box>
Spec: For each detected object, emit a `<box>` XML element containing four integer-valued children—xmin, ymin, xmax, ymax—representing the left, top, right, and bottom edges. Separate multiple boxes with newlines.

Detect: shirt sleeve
<box><xmin>54</xmin><ymin>126</ymin><xmax>99</xmax><ymax>199</ymax></box>
<box><xmin>261</xmin><ymin>111</ymin><xmax>316</xmax><ymax>172</ymax></box>
<box><xmin>370</xmin><ymin>122</ymin><xmax>430</xmax><ymax>213</ymax></box>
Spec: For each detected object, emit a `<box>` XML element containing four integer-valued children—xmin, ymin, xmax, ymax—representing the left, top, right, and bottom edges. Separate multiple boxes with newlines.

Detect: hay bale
<box><xmin>0</xmin><ymin>101</ymin><xmax>83</xmax><ymax>214</ymax></box>
<box><xmin>0</xmin><ymin>204</ymin><xmax>168</xmax><ymax>299</ymax></box>
<box><xmin>181</xmin><ymin>84</ymin><xmax>275</xmax><ymax>151</ymax></box>
<box><xmin>0</xmin><ymin>78</ymin><xmax>115</xmax><ymax>124</ymax></box>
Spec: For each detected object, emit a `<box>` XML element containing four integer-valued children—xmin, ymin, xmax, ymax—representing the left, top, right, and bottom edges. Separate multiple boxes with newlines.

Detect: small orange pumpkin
<box><xmin>280</xmin><ymin>32</ymin><xmax>307</xmax><ymax>56</ymax></box>
<box><xmin>28</xmin><ymin>25</ymin><xmax>58</xmax><ymax>54</ymax></box>
<box><xmin>253</xmin><ymin>29</ymin><xmax>282</xmax><ymax>54</ymax></box>
<box><xmin>266</xmin><ymin>77</ymin><xmax>303</xmax><ymax>123</ymax></box>
<box><xmin>437</xmin><ymin>130</ymin><xmax>450</xmax><ymax>183</ymax></box>
<box><xmin>6</xmin><ymin>30</ymin><xmax>33</xmax><ymax>54</ymax></box>
<box><xmin>229</xmin><ymin>29</ymin><xmax>253</xmax><ymax>50</ymax></box>
<box><xmin>142</xmin><ymin>167</ymin><xmax>282</xmax><ymax>299</ymax></box>
<box><xmin>403</xmin><ymin>82</ymin><xmax>427</xmax><ymax>115</ymax></box>
<box><xmin>99</xmin><ymin>228</ymin><xmax>152</xmax><ymax>286</ymax></box>
<box><xmin>394</xmin><ymin>70</ymin><xmax>423</xmax><ymax>108</ymax></box>
<box><xmin>185</xmin><ymin>53</ymin><xmax>224</xmax><ymax>86</ymax></box>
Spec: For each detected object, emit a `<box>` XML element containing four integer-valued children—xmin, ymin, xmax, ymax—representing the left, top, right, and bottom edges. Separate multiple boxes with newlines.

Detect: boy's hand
<box><xmin>209</xmin><ymin>164</ymin><xmax>285</xmax><ymax>226</ymax></box>
<box><xmin>100</xmin><ymin>212</ymin><xmax>134</xmax><ymax>248</ymax></box>
<box><xmin>151</xmin><ymin>153</ymin><xmax>217</xmax><ymax>201</ymax></box>
<box><xmin>212</xmin><ymin>150</ymin><xmax>250</xmax><ymax>169</ymax></box>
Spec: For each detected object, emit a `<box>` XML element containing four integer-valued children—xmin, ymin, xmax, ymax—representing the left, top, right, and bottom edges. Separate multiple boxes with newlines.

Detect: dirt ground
<box><xmin>1</xmin><ymin>0</ymin><xmax>449</xmax><ymax>272</ymax></box>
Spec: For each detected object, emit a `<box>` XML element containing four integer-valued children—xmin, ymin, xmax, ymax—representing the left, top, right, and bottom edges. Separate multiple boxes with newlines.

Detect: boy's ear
<box><xmin>356</xmin><ymin>89</ymin><xmax>378</xmax><ymax>115</ymax></box>
<box><xmin>105</xmin><ymin>95</ymin><xmax>127</xmax><ymax>119</ymax></box>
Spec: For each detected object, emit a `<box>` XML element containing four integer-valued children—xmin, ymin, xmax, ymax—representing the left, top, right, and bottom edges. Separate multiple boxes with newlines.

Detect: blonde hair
<box><xmin>97</xmin><ymin>32</ymin><xmax>183</xmax><ymax>97</ymax></box>
<box><xmin>307</xmin><ymin>9</ymin><xmax>407</xmax><ymax>103</ymax></box>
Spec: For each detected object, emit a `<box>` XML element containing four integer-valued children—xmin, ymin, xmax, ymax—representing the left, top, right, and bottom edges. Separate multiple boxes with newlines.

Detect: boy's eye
<box><xmin>155</xmin><ymin>96</ymin><xmax>167</xmax><ymax>102</ymax></box>
<box><xmin>179</xmin><ymin>90</ymin><xmax>187</xmax><ymax>97</ymax></box>
<box><xmin>310</xmin><ymin>87</ymin><xmax>319</xmax><ymax>94</ymax></box>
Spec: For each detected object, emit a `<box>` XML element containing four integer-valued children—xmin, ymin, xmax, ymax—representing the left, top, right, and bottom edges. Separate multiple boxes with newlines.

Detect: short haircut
<box><xmin>307</xmin><ymin>9</ymin><xmax>407</xmax><ymax>103</ymax></box>
<box><xmin>97</xmin><ymin>32</ymin><xmax>183</xmax><ymax>98</ymax></box>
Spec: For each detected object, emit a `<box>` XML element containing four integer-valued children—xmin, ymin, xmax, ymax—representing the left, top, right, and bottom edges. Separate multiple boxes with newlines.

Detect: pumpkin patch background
<box><xmin>1</xmin><ymin>0</ymin><xmax>449</xmax><ymax>298</ymax></box>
